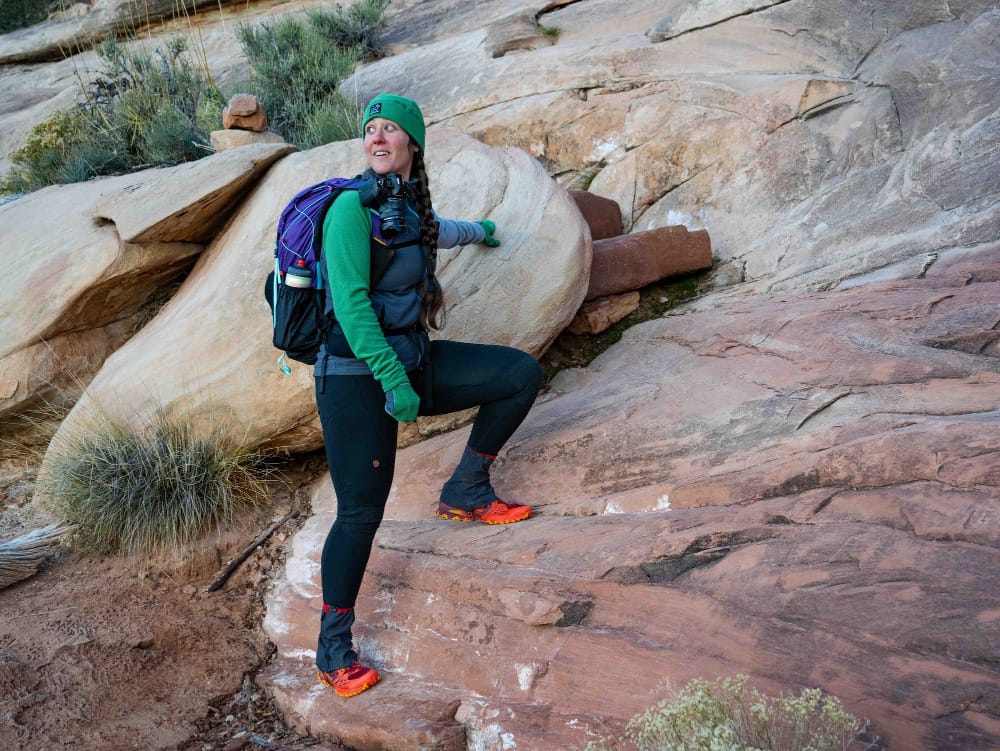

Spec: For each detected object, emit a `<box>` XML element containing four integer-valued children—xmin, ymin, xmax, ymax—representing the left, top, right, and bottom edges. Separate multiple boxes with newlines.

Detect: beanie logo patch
<box><xmin>368</xmin><ymin>102</ymin><xmax>382</xmax><ymax>116</ymax></box>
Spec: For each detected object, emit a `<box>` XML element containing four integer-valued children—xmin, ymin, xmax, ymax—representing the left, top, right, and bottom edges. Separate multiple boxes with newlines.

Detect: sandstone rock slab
<box><xmin>586</xmin><ymin>226</ymin><xmax>712</xmax><ymax>300</ymax></box>
<box><xmin>0</xmin><ymin>143</ymin><xmax>292</xmax><ymax>431</ymax></box>
<box><xmin>647</xmin><ymin>0</ymin><xmax>789</xmax><ymax>43</ymax></box>
<box><xmin>210</xmin><ymin>129</ymin><xmax>286</xmax><ymax>153</ymax></box>
<box><xmin>363</xmin><ymin>2</ymin><xmax>1000</xmax><ymax>299</ymax></box>
<box><xmin>567</xmin><ymin>291</ymin><xmax>640</xmax><ymax>335</ymax></box>
<box><xmin>265</xmin><ymin>246</ymin><xmax>1000</xmax><ymax>750</ymax></box>
<box><xmin>91</xmin><ymin>141</ymin><xmax>295</xmax><ymax>244</ymax></box>
<box><xmin>569</xmin><ymin>189</ymin><xmax>622</xmax><ymax>241</ymax></box>
<box><xmin>0</xmin><ymin>0</ymin><xmax>247</xmax><ymax>64</ymax></box>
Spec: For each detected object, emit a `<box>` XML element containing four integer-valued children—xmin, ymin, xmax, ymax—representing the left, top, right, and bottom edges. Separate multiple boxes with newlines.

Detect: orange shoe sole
<box><xmin>480</xmin><ymin>509</ymin><xmax>531</xmax><ymax>524</ymax></box>
<box><xmin>317</xmin><ymin>669</ymin><xmax>380</xmax><ymax>697</ymax></box>
<box><xmin>435</xmin><ymin>506</ymin><xmax>474</xmax><ymax>522</ymax></box>
<box><xmin>435</xmin><ymin>501</ymin><xmax>531</xmax><ymax>525</ymax></box>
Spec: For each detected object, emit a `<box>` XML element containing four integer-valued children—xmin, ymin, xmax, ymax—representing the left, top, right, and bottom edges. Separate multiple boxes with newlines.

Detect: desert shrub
<box><xmin>0</xmin><ymin>107</ymin><xmax>90</xmax><ymax>194</ymax></box>
<box><xmin>236</xmin><ymin>0</ymin><xmax>388</xmax><ymax>148</ymax></box>
<box><xmin>41</xmin><ymin>412</ymin><xmax>270</xmax><ymax>555</ymax></box>
<box><xmin>306</xmin><ymin>0</ymin><xmax>390</xmax><ymax>61</ymax></box>
<box><xmin>586</xmin><ymin>675</ymin><xmax>870</xmax><ymax>751</ymax></box>
<box><xmin>0</xmin><ymin>0</ymin><xmax>62</xmax><ymax>34</ymax></box>
<box><xmin>1</xmin><ymin>35</ymin><xmax>221</xmax><ymax>194</ymax></box>
<box><xmin>83</xmin><ymin>36</ymin><xmax>220</xmax><ymax>166</ymax></box>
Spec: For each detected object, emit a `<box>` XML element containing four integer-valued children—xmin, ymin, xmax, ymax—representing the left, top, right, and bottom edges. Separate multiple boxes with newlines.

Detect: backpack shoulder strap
<box><xmin>311</xmin><ymin>176</ymin><xmax>396</xmax><ymax>288</ymax></box>
<box><xmin>368</xmin><ymin>214</ymin><xmax>398</xmax><ymax>286</ymax></box>
<box><xmin>312</xmin><ymin>176</ymin><xmax>370</xmax><ymax>260</ymax></box>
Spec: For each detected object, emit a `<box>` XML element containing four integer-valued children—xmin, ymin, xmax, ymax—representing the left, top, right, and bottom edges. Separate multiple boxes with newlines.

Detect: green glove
<box><xmin>477</xmin><ymin>219</ymin><xmax>501</xmax><ymax>247</ymax></box>
<box><xmin>384</xmin><ymin>382</ymin><xmax>420</xmax><ymax>422</ymax></box>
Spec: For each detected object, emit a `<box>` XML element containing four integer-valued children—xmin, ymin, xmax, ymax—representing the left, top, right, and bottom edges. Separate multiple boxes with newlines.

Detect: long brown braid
<box><xmin>410</xmin><ymin>150</ymin><xmax>445</xmax><ymax>330</ymax></box>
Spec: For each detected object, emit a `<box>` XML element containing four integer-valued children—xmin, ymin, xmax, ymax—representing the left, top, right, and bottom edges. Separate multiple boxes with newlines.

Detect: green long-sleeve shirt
<box><xmin>321</xmin><ymin>191</ymin><xmax>411</xmax><ymax>393</ymax></box>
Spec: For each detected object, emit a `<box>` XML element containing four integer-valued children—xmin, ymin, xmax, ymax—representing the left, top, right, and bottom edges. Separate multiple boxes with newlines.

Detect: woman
<box><xmin>314</xmin><ymin>93</ymin><xmax>542</xmax><ymax>697</ymax></box>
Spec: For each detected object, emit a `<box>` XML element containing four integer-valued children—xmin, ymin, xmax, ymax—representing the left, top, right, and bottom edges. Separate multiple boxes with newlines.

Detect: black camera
<box><xmin>375</xmin><ymin>173</ymin><xmax>410</xmax><ymax>236</ymax></box>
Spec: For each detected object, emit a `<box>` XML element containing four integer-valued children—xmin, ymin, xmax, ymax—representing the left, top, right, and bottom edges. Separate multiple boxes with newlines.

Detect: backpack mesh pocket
<box><xmin>265</xmin><ymin>270</ymin><xmax>324</xmax><ymax>365</ymax></box>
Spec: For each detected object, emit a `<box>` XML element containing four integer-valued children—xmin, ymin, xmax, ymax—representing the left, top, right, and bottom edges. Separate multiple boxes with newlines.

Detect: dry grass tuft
<box><xmin>40</xmin><ymin>411</ymin><xmax>270</xmax><ymax>556</ymax></box>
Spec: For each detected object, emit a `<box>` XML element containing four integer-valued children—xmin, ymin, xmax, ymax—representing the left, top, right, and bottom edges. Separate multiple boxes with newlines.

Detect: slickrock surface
<box><xmin>264</xmin><ymin>246</ymin><xmax>1000</xmax><ymax>750</ymax></box>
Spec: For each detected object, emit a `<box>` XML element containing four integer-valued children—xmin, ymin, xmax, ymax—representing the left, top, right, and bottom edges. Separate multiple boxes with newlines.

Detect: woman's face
<box><xmin>364</xmin><ymin>118</ymin><xmax>418</xmax><ymax>179</ymax></box>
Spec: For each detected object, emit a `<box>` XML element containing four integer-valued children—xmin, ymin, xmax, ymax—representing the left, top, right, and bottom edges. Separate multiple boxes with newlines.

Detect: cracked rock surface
<box><xmin>254</xmin><ymin>2</ymin><xmax>1000</xmax><ymax>749</ymax></box>
<box><xmin>266</xmin><ymin>245</ymin><xmax>999</xmax><ymax>750</ymax></box>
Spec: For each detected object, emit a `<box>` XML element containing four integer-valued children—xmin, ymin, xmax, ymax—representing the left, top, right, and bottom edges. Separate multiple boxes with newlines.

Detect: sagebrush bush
<box><xmin>307</xmin><ymin>0</ymin><xmax>390</xmax><ymax>61</ymax></box>
<box><xmin>236</xmin><ymin>0</ymin><xmax>388</xmax><ymax>148</ymax></box>
<box><xmin>1</xmin><ymin>36</ymin><xmax>220</xmax><ymax>194</ymax></box>
<box><xmin>88</xmin><ymin>37</ymin><xmax>217</xmax><ymax>164</ymax></box>
<box><xmin>586</xmin><ymin>675</ymin><xmax>869</xmax><ymax>751</ymax></box>
<box><xmin>41</xmin><ymin>412</ymin><xmax>270</xmax><ymax>555</ymax></box>
<box><xmin>0</xmin><ymin>107</ymin><xmax>89</xmax><ymax>194</ymax></box>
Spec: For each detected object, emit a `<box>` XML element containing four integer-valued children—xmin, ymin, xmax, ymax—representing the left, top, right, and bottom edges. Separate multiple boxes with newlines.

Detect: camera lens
<box><xmin>378</xmin><ymin>175</ymin><xmax>408</xmax><ymax>236</ymax></box>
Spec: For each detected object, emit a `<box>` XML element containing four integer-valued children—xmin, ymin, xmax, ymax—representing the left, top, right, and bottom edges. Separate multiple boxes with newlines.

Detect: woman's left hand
<box><xmin>384</xmin><ymin>382</ymin><xmax>420</xmax><ymax>422</ymax></box>
<box><xmin>477</xmin><ymin>219</ymin><xmax>501</xmax><ymax>247</ymax></box>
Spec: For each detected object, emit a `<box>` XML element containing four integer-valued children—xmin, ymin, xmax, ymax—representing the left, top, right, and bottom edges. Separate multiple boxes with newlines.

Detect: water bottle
<box><xmin>284</xmin><ymin>259</ymin><xmax>313</xmax><ymax>288</ymax></box>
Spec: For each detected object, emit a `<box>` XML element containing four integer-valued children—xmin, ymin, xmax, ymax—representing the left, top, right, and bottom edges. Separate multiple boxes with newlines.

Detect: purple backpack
<box><xmin>264</xmin><ymin>176</ymin><xmax>395</xmax><ymax>372</ymax></box>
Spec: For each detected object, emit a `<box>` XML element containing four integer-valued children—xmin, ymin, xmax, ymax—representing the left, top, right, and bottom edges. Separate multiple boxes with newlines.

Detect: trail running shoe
<box><xmin>317</xmin><ymin>661</ymin><xmax>380</xmax><ymax>697</ymax></box>
<box><xmin>435</xmin><ymin>499</ymin><xmax>531</xmax><ymax>524</ymax></box>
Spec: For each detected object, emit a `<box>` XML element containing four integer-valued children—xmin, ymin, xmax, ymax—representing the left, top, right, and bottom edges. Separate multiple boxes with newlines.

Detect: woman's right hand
<box><xmin>384</xmin><ymin>382</ymin><xmax>420</xmax><ymax>422</ymax></box>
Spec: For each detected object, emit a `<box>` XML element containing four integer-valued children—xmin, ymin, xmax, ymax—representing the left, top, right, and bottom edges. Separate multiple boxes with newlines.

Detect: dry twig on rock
<box><xmin>206</xmin><ymin>510</ymin><xmax>299</xmax><ymax>593</ymax></box>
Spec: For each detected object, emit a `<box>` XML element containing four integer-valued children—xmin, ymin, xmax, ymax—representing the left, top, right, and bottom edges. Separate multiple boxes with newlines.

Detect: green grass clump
<box><xmin>41</xmin><ymin>412</ymin><xmax>270</xmax><ymax>555</ymax></box>
<box><xmin>586</xmin><ymin>675</ymin><xmax>871</xmax><ymax>751</ymax></box>
<box><xmin>1</xmin><ymin>36</ymin><xmax>220</xmax><ymax>195</ymax></box>
<box><xmin>236</xmin><ymin>0</ymin><xmax>389</xmax><ymax>148</ymax></box>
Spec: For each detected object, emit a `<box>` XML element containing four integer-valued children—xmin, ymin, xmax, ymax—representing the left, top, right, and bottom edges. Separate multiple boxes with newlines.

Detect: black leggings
<box><xmin>315</xmin><ymin>340</ymin><xmax>541</xmax><ymax>608</ymax></box>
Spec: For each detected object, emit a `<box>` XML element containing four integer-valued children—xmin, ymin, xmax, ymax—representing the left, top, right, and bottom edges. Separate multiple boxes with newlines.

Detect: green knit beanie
<box><xmin>362</xmin><ymin>93</ymin><xmax>426</xmax><ymax>152</ymax></box>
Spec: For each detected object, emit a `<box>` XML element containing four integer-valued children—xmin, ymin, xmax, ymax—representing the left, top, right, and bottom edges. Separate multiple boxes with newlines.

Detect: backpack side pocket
<box><xmin>265</xmin><ymin>270</ymin><xmax>324</xmax><ymax>365</ymax></box>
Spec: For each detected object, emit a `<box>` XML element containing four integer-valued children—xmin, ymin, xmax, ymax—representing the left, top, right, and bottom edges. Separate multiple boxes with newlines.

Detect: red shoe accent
<box><xmin>317</xmin><ymin>662</ymin><xmax>380</xmax><ymax>697</ymax></box>
<box><xmin>435</xmin><ymin>499</ymin><xmax>531</xmax><ymax>524</ymax></box>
